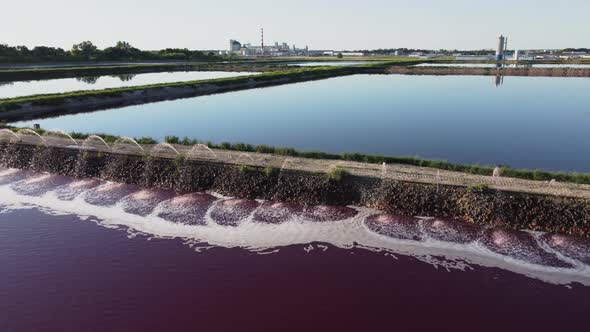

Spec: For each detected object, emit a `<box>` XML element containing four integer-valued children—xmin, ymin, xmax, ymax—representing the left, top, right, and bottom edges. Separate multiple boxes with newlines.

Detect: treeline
<box><xmin>355</xmin><ymin>48</ymin><xmax>494</xmax><ymax>56</ymax></box>
<box><xmin>353</xmin><ymin>48</ymin><xmax>433</xmax><ymax>55</ymax></box>
<box><xmin>0</xmin><ymin>41</ymin><xmax>220</xmax><ymax>63</ymax></box>
<box><xmin>562</xmin><ymin>48</ymin><xmax>590</xmax><ymax>53</ymax></box>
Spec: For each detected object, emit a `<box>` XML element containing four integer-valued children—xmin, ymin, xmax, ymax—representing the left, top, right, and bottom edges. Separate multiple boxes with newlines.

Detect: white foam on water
<box><xmin>129</xmin><ymin>189</ymin><xmax>159</xmax><ymax>200</ymax></box>
<box><xmin>20</xmin><ymin>174</ymin><xmax>53</xmax><ymax>185</ymax></box>
<box><xmin>94</xmin><ymin>182</ymin><xmax>127</xmax><ymax>193</ymax></box>
<box><xmin>68</xmin><ymin>179</ymin><xmax>97</xmax><ymax>189</ymax></box>
<box><xmin>0</xmin><ymin>168</ymin><xmax>21</xmax><ymax>177</ymax></box>
<box><xmin>0</xmin><ymin>169</ymin><xmax>589</xmax><ymax>286</ymax></box>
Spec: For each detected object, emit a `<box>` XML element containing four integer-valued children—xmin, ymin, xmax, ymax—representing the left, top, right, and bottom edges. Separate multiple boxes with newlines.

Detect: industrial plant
<box><xmin>222</xmin><ymin>31</ymin><xmax>589</xmax><ymax>61</ymax></box>
<box><xmin>227</xmin><ymin>29</ymin><xmax>309</xmax><ymax>57</ymax></box>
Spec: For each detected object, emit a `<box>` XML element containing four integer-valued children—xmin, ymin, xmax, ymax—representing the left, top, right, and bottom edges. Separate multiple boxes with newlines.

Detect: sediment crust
<box><xmin>1</xmin><ymin>143</ymin><xmax>589</xmax><ymax>237</ymax></box>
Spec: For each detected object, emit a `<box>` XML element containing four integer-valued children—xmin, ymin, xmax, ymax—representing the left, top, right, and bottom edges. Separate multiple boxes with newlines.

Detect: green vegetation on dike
<box><xmin>3</xmin><ymin>125</ymin><xmax>590</xmax><ymax>186</ymax></box>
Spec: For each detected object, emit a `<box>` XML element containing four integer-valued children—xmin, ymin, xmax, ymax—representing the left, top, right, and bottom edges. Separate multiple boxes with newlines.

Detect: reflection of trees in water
<box><xmin>75</xmin><ymin>74</ymin><xmax>136</xmax><ymax>84</ymax></box>
<box><xmin>76</xmin><ymin>76</ymin><xmax>100</xmax><ymax>84</ymax></box>
<box><xmin>112</xmin><ymin>74</ymin><xmax>136</xmax><ymax>82</ymax></box>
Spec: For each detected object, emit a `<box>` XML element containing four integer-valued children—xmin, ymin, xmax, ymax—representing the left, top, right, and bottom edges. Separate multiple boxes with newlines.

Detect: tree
<box><xmin>71</xmin><ymin>41</ymin><xmax>99</xmax><ymax>59</ymax></box>
<box><xmin>31</xmin><ymin>46</ymin><xmax>66</xmax><ymax>58</ymax></box>
<box><xmin>0</xmin><ymin>44</ymin><xmax>20</xmax><ymax>57</ymax></box>
<box><xmin>337</xmin><ymin>52</ymin><xmax>343</xmax><ymax>59</ymax></box>
<box><xmin>102</xmin><ymin>41</ymin><xmax>142</xmax><ymax>60</ymax></box>
<box><xmin>115</xmin><ymin>41</ymin><xmax>133</xmax><ymax>51</ymax></box>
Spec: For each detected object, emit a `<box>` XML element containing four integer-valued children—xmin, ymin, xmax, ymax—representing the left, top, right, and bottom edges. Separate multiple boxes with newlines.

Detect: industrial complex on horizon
<box><xmin>220</xmin><ymin>29</ymin><xmax>589</xmax><ymax>61</ymax></box>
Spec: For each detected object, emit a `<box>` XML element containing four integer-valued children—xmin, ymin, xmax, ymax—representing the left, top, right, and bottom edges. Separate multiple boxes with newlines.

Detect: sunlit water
<box><xmin>1</xmin><ymin>167</ymin><xmax>589</xmax><ymax>330</ymax></box>
<box><xmin>15</xmin><ymin>74</ymin><xmax>590</xmax><ymax>172</ymax></box>
<box><xmin>0</xmin><ymin>71</ymin><xmax>255</xmax><ymax>99</ymax></box>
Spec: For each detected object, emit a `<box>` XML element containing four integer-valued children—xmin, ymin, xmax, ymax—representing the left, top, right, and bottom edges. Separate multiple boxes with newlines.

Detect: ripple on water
<box><xmin>422</xmin><ymin>218</ymin><xmax>481</xmax><ymax>244</ymax></box>
<box><xmin>209</xmin><ymin>198</ymin><xmax>260</xmax><ymax>227</ymax></box>
<box><xmin>252</xmin><ymin>201</ymin><xmax>304</xmax><ymax>224</ymax></box>
<box><xmin>119</xmin><ymin>188</ymin><xmax>176</xmax><ymax>216</ymax></box>
<box><xmin>156</xmin><ymin>193</ymin><xmax>217</xmax><ymax>225</ymax></box>
<box><xmin>10</xmin><ymin>174</ymin><xmax>72</xmax><ymax>196</ymax></box>
<box><xmin>480</xmin><ymin>229</ymin><xmax>572</xmax><ymax>268</ymax></box>
<box><xmin>364</xmin><ymin>214</ymin><xmax>424</xmax><ymax>241</ymax></box>
<box><xmin>540</xmin><ymin>233</ymin><xmax>590</xmax><ymax>265</ymax></box>
<box><xmin>302</xmin><ymin>205</ymin><xmax>358</xmax><ymax>222</ymax></box>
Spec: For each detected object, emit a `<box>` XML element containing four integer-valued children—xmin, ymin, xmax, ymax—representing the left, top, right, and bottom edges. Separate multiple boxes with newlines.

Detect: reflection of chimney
<box><xmin>494</xmin><ymin>73</ymin><xmax>504</xmax><ymax>87</ymax></box>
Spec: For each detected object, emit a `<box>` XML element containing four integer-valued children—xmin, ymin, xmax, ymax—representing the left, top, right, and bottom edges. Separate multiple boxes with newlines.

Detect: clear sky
<box><xmin>2</xmin><ymin>0</ymin><xmax>588</xmax><ymax>51</ymax></box>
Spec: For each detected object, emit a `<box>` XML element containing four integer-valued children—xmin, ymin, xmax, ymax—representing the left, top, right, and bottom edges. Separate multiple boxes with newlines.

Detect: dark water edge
<box><xmin>1</xmin><ymin>208</ymin><xmax>589</xmax><ymax>332</ymax></box>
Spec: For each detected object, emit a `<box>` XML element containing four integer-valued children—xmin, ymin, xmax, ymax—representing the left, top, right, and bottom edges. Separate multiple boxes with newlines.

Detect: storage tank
<box><xmin>496</xmin><ymin>35</ymin><xmax>506</xmax><ymax>61</ymax></box>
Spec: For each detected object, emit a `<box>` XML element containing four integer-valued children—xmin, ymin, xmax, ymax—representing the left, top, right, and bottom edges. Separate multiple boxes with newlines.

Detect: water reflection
<box><xmin>1</xmin><ymin>167</ymin><xmax>589</xmax><ymax>286</ymax></box>
<box><xmin>0</xmin><ymin>71</ymin><xmax>255</xmax><ymax>99</ymax></box>
<box><xmin>76</xmin><ymin>76</ymin><xmax>101</xmax><ymax>84</ymax></box>
<box><xmin>15</xmin><ymin>74</ymin><xmax>590</xmax><ymax>172</ymax></box>
<box><xmin>111</xmin><ymin>74</ymin><xmax>136</xmax><ymax>82</ymax></box>
<box><xmin>76</xmin><ymin>74</ymin><xmax>137</xmax><ymax>84</ymax></box>
<box><xmin>494</xmin><ymin>72</ymin><xmax>504</xmax><ymax>87</ymax></box>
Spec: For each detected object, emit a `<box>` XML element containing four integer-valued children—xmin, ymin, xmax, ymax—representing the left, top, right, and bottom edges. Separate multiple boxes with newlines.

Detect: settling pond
<box><xmin>16</xmin><ymin>74</ymin><xmax>590</xmax><ymax>172</ymax></box>
<box><xmin>1</xmin><ymin>169</ymin><xmax>589</xmax><ymax>331</ymax></box>
<box><xmin>0</xmin><ymin>71</ymin><xmax>254</xmax><ymax>99</ymax></box>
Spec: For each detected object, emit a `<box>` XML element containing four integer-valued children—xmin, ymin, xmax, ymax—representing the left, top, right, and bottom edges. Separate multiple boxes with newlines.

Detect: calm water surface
<box><xmin>0</xmin><ymin>71</ymin><xmax>254</xmax><ymax>98</ymax></box>
<box><xmin>1</xmin><ymin>169</ymin><xmax>589</xmax><ymax>331</ymax></box>
<box><xmin>16</xmin><ymin>74</ymin><xmax>590</xmax><ymax>172</ymax></box>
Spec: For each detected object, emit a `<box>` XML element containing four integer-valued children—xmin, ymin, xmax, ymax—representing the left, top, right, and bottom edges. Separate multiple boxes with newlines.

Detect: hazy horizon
<box><xmin>2</xmin><ymin>0</ymin><xmax>589</xmax><ymax>51</ymax></box>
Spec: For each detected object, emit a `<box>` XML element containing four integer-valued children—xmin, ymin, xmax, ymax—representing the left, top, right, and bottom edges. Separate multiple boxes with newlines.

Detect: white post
<box><xmin>493</xmin><ymin>167</ymin><xmax>502</xmax><ymax>178</ymax></box>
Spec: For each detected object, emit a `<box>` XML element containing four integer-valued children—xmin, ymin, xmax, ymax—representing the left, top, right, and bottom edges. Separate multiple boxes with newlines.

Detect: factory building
<box><xmin>229</xmin><ymin>40</ymin><xmax>242</xmax><ymax>52</ymax></box>
<box><xmin>228</xmin><ymin>29</ymin><xmax>312</xmax><ymax>57</ymax></box>
<box><xmin>229</xmin><ymin>39</ymin><xmax>309</xmax><ymax>57</ymax></box>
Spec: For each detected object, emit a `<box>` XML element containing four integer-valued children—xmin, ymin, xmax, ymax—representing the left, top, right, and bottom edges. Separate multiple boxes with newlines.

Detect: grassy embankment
<box><xmin>3</xmin><ymin>125</ymin><xmax>590</xmax><ymax>186</ymax></box>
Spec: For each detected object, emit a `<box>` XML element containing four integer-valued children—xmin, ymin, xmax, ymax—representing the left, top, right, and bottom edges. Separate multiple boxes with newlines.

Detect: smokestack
<box><xmin>261</xmin><ymin>28</ymin><xmax>264</xmax><ymax>52</ymax></box>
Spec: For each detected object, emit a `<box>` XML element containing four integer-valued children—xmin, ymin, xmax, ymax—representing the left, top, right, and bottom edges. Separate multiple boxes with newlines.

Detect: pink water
<box><xmin>1</xmin><ymin>168</ymin><xmax>589</xmax><ymax>331</ymax></box>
